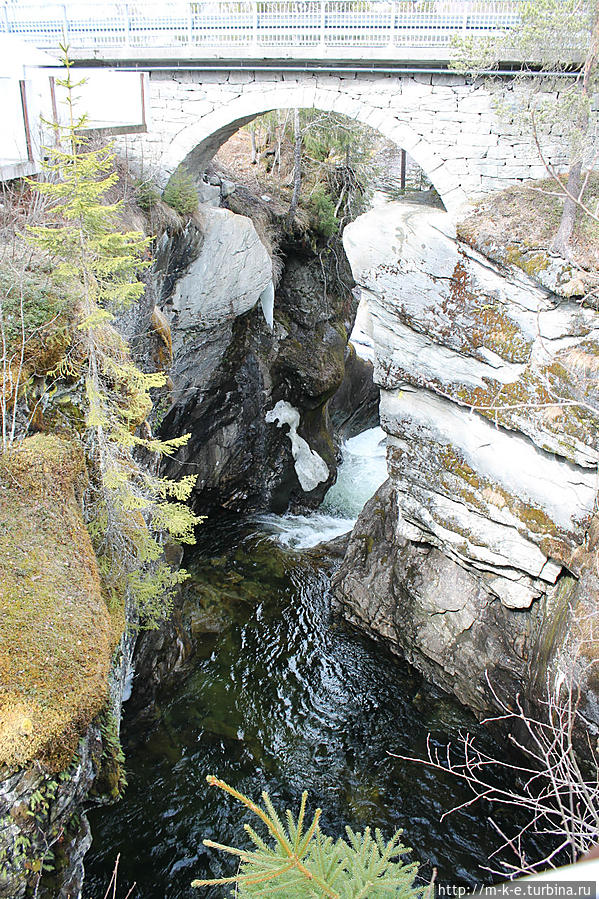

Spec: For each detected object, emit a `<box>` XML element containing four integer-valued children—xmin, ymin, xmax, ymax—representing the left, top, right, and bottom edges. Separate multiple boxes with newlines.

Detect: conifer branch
<box><xmin>19</xmin><ymin>48</ymin><xmax>200</xmax><ymax>628</ymax></box>
<box><xmin>192</xmin><ymin>777</ymin><xmax>426</xmax><ymax>898</ymax></box>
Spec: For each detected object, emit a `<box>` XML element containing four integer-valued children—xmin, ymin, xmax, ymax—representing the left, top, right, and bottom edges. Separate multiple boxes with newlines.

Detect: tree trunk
<box><xmin>550</xmin><ymin>159</ymin><xmax>583</xmax><ymax>257</ymax></box>
<box><xmin>250</xmin><ymin>126</ymin><xmax>257</xmax><ymax>165</ymax></box>
<box><xmin>286</xmin><ymin>108</ymin><xmax>302</xmax><ymax>230</ymax></box>
<box><xmin>550</xmin><ymin>10</ymin><xmax>599</xmax><ymax>257</ymax></box>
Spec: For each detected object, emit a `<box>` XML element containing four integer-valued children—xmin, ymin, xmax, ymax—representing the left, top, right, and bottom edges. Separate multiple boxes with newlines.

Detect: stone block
<box><xmin>251</xmin><ymin>70</ymin><xmax>283</xmax><ymax>81</ymax></box>
<box><xmin>228</xmin><ymin>70</ymin><xmax>255</xmax><ymax>84</ymax></box>
<box><xmin>457</xmin><ymin>94</ymin><xmax>494</xmax><ymax>114</ymax></box>
<box><xmin>399</xmin><ymin>78</ymin><xmax>432</xmax><ymax>100</ymax></box>
<box><xmin>432</xmin><ymin>73</ymin><xmax>467</xmax><ymax>87</ymax></box>
<box><xmin>457</xmin><ymin>130</ymin><xmax>497</xmax><ymax>147</ymax></box>
<box><xmin>197</xmin><ymin>71</ymin><xmax>230</xmax><ymax>84</ymax></box>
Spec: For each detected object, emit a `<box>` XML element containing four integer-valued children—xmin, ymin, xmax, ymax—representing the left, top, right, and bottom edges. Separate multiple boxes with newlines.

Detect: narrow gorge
<box><xmin>1</xmin><ymin>109</ymin><xmax>598</xmax><ymax>899</ymax></box>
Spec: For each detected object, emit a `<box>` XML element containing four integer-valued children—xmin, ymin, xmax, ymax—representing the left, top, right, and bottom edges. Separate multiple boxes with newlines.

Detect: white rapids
<box><xmin>257</xmin><ymin>426</ymin><xmax>388</xmax><ymax>550</ymax></box>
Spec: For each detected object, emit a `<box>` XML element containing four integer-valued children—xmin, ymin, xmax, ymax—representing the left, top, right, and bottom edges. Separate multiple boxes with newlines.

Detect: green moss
<box><xmin>512</xmin><ymin>501</ymin><xmax>556</xmax><ymax>535</ymax></box>
<box><xmin>435</xmin><ymin>255</ymin><xmax>533</xmax><ymax>364</ymax></box>
<box><xmin>456</xmin><ymin>352</ymin><xmax>597</xmax><ymax>455</ymax></box>
<box><xmin>505</xmin><ymin>244</ymin><xmax>550</xmax><ymax>277</ymax></box>
<box><xmin>438</xmin><ymin>444</ymin><xmax>580</xmax><ymax>562</ymax></box>
<box><xmin>92</xmin><ymin>709</ymin><xmax>127</xmax><ymax>802</ymax></box>
<box><xmin>476</xmin><ymin>304</ymin><xmax>532</xmax><ymax>363</ymax></box>
<box><xmin>440</xmin><ymin>446</ymin><xmax>482</xmax><ymax>492</ymax></box>
<box><xmin>0</xmin><ymin>435</ymin><xmax>117</xmax><ymax>771</ymax></box>
<box><xmin>444</xmin><ymin>446</ymin><xmax>551</xmax><ymax>527</ymax></box>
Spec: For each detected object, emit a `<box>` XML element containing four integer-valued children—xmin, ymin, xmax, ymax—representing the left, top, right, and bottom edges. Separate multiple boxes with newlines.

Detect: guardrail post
<box><xmin>389</xmin><ymin>0</ymin><xmax>396</xmax><ymax>48</ymax></box>
<box><xmin>123</xmin><ymin>3</ymin><xmax>130</xmax><ymax>47</ymax></box>
<box><xmin>61</xmin><ymin>4</ymin><xmax>69</xmax><ymax>44</ymax></box>
<box><xmin>319</xmin><ymin>0</ymin><xmax>326</xmax><ymax>48</ymax></box>
<box><xmin>252</xmin><ymin>1</ymin><xmax>258</xmax><ymax>49</ymax></box>
<box><xmin>187</xmin><ymin>1</ymin><xmax>193</xmax><ymax>46</ymax></box>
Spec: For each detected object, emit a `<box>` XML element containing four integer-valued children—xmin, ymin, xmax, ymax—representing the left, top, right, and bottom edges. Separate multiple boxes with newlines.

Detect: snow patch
<box><xmin>265</xmin><ymin>400</ymin><xmax>329</xmax><ymax>493</ymax></box>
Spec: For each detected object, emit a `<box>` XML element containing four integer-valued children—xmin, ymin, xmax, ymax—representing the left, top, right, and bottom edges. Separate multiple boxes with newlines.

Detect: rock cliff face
<box><xmin>334</xmin><ymin>200</ymin><xmax>598</xmax><ymax>713</ymax></box>
<box><xmin>333</xmin><ymin>481</ymin><xmax>572</xmax><ymax>715</ymax></box>
<box><xmin>156</xmin><ymin>205</ymin><xmax>354</xmax><ymax>514</ymax></box>
<box><xmin>128</xmin><ymin>201</ymin><xmax>358</xmax><ymax>721</ymax></box>
<box><xmin>0</xmin><ymin>438</ymin><xmax>134</xmax><ymax>899</ymax></box>
<box><xmin>0</xmin><ymin>184</ymin><xmax>357</xmax><ymax>896</ymax></box>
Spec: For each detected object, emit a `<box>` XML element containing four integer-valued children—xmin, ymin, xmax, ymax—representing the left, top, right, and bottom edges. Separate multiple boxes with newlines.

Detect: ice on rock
<box><xmin>265</xmin><ymin>400</ymin><xmax>329</xmax><ymax>493</ymax></box>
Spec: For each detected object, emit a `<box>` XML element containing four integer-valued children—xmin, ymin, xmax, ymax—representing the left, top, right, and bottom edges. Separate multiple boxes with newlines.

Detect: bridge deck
<box><xmin>2</xmin><ymin>0</ymin><xmax>522</xmax><ymax>62</ymax></box>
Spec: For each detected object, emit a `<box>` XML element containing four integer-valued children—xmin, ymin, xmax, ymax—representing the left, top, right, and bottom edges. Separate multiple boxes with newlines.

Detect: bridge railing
<box><xmin>0</xmin><ymin>1</ymin><xmax>523</xmax><ymax>51</ymax></box>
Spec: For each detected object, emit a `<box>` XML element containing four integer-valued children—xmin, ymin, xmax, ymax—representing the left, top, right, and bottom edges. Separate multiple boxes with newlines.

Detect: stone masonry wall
<box><xmin>115</xmin><ymin>68</ymin><xmax>582</xmax><ymax>215</ymax></box>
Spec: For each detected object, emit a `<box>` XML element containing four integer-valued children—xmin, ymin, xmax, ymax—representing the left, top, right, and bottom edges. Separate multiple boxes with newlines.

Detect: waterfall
<box><xmin>257</xmin><ymin>426</ymin><xmax>387</xmax><ymax>550</ymax></box>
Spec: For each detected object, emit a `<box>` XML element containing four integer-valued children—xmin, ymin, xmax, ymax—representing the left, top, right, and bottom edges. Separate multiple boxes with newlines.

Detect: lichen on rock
<box><xmin>338</xmin><ymin>195</ymin><xmax>599</xmax><ymax>714</ymax></box>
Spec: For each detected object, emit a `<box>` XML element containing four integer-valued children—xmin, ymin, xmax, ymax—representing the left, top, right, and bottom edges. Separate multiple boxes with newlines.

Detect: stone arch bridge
<box><xmin>116</xmin><ymin>66</ymin><xmax>570</xmax><ymax>215</ymax></box>
<box><xmin>2</xmin><ymin>2</ymin><xmax>584</xmax><ymax>210</ymax></box>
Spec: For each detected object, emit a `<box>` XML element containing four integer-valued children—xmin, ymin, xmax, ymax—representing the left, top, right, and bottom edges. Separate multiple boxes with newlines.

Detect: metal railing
<box><xmin>0</xmin><ymin>1</ymin><xmax>523</xmax><ymax>52</ymax></box>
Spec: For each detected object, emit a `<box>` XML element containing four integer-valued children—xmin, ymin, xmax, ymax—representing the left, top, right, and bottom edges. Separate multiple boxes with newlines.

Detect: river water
<box><xmin>84</xmin><ymin>429</ymin><xmax>534</xmax><ymax>898</ymax></box>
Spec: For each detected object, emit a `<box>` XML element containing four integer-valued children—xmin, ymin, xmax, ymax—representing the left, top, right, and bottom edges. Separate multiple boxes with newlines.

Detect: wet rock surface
<box><xmin>328</xmin><ymin>343</ymin><xmax>380</xmax><ymax>439</ymax></box>
<box><xmin>0</xmin><ymin>726</ymin><xmax>100</xmax><ymax>899</ymax></box>
<box><xmin>157</xmin><ymin>211</ymin><xmax>355</xmax><ymax>515</ymax></box>
<box><xmin>0</xmin><ymin>640</ymin><xmax>133</xmax><ymax>899</ymax></box>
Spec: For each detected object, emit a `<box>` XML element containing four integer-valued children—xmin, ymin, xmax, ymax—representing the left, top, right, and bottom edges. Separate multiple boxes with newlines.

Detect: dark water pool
<box><xmin>84</xmin><ymin>519</ymin><xmax>536</xmax><ymax>898</ymax></box>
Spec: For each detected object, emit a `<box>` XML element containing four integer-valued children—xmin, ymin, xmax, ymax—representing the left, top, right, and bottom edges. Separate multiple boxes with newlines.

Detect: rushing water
<box><xmin>84</xmin><ymin>430</ymin><xmax>534</xmax><ymax>898</ymax></box>
<box><xmin>257</xmin><ymin>427</ymin><xmax>388</xmax><ymax>549</ymax></box>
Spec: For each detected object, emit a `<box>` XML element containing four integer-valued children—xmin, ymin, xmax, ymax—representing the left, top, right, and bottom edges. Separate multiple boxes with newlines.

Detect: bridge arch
<box><xmin>164</xmin><ymin>84</ymin><xmax>467</xmax><ymax>215</ymax></box>
<box><xmin>124</xmin><ymin>69</ymin><xmax>579</xmax><ymax>215</ymax></box>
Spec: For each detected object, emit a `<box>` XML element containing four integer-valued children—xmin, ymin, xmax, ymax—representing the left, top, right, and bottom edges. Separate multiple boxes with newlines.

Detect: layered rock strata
<box><xmin>335</xmin><ymin>200</ymin><xmax>598</xmax><ymax>712</ymax></box>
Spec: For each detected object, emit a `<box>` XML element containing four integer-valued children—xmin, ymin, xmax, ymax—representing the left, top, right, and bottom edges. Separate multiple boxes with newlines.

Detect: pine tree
<box><xmin>192</xmin><ymin>777</ymin><xmax>427</xmax><ymax>899</ymax></box>
<box><xmin>26</xmin><ymin>50</ymin><xmax>199</xmax><ymax>626</ymax></box>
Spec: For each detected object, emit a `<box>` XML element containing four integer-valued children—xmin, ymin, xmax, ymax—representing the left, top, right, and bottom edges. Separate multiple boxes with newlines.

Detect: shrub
<box><xmin>134</xmin><ymin>177</ymin><xmax>161</xmax><ymax>211</ymax></box>
<box><xmin>162</xmin><ymin>168</ymin><xmax>199</xmax><ymax>216</ymax></box>
<box><xmin>309</xmin><ymin>184</ymin><xmax>339</xmax><ymax>238</ymax></box>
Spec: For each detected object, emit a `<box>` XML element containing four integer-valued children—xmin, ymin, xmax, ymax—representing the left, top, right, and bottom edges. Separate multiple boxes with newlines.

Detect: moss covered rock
<box><xmin>0</xmin><ymin>435</ymin><xmax>116</xmax><ymax>771</ymax></box>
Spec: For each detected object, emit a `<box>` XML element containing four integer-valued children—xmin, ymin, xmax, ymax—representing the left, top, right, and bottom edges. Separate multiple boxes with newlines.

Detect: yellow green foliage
<box><xmin>0</xmin><ymin>435</ymin><xmax>116</xmax><ymax>771</ymax></box>
<box><xmin>22</xmin><ymin>55</ymin><xmax>200</xmax><ymax>629</ymax></box>
<box><xmin>193</xmin><ymin>777</ymin><xmax>424</xmax><ymax>898</ymax></box>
